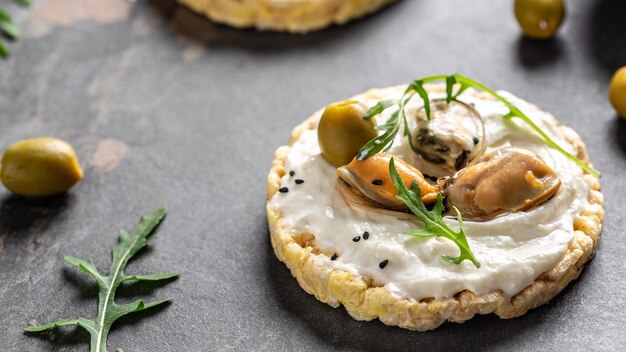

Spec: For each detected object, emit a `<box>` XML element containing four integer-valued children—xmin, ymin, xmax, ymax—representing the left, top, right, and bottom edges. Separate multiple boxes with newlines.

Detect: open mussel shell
<box><xmin>440</xmin><ymin>147</ymin><xmax>561</xmax><ymax>221</ymax></box>
<box><xmin>336</xmin><ymin>153</ymin><xmax>439</xmax><ymax>217</ymax></box>
<box><xmin>410</xmin><ymin>99</ymin><xmax>486</xmax><ymax>178</ymax></box>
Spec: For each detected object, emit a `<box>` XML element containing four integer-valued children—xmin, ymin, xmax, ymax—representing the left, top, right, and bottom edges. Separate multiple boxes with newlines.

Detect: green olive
<box><xmin>610</xmin><ymin>66</ymin><xmax>626</xmax><ymax>119</ymax></box>
<box><xmin>1</xmin><ymin>137</ymin><xmax>83</xmax><ymax>197</ymax></box>
<box><xmin>318</xmin><ymin>100</ymin><xmax>377</xmax><ymax>167</ymax></box>
<box><xmin>514</xmin><ymin>0</ymin><xmax>565</xmax><ymax>39</ymax></box>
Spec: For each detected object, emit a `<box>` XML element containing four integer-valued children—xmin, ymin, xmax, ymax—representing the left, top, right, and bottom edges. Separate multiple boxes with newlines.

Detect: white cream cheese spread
<box><xmin>269</xmin><ymin>87</ymin><xmax>590</xmax><ymax>300</ymax></box>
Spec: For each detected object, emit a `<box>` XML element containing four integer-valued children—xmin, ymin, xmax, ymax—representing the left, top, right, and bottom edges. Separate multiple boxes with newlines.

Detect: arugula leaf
<box><xmin>0</xmin><ymin>9</ymin><xmax>20</xmax><ymax>40</ymax></box>
<box><xmin>357</xmin><ymin>110</ymin><xmax>401</xmax><ymax>160</ymax></box>
<box><xmin>445</xmin><ymin>75</ymin><xmax>456</xmax><ymax>103</ymax></box>
<box><xmin>358</xmin><ymin>84</ymin><xmax>427</xmax><ymax>160</ymax></box>
<box><xmin>364</xmin><ymin>99</ymin><xmax>398</xmax><ymax>119</ymax></box>
<box><xmin>0</xmin><ymin>39</ymin><xmax>8</xmax><ymax>58</ymax></box>
<box><xmin>452</xmin><ymin>74</ymin><xmax>600</xmax><ymax>177</ymax></box>
<box><xmin>389</xmin><ymin>157</ymin><xmax>480</xmax><ymax>268</ymax></box>
<box><xmin>409</xmin><ymin>80</ymin><xmax>431</xmax><ymax>119</ymax></box>
<box><xmin>25</xmin><ymin>207</ymin><xmax>179</xmax><ymax>352</ymax></box>
<box><xmin>356</xmin><ymin>74</ymin><xmax>601</xmax><ymax>178</ymax></box>
<box><xmin>0</xmin><ymin>0</ymin><xmax>31</xmax><ymax>59</ymax></box>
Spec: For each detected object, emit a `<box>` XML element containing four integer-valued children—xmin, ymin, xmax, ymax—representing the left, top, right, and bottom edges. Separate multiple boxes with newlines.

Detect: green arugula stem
<box><xmin>389</xmin><ymin>158</ymin><xmax>480</xmax><ymax>268</ymax></box>
<box><xmin>452</xmin><ymin>74</ymin><xmax>600</xmax><ymax>177</ymax></box>
<box><xmin>357</xmin><ymin>74</ymin><xmax>600</xmax><ymax>178</ymax></box>
<box><xmin>0</xmin><ymin>0</ymin><xmax>30</xmax><ymax>59</ymax></box>
<box><xmin>25</xmin><ymin>208</ymin><xmax>179</xmax><ymax>352</ymax></box>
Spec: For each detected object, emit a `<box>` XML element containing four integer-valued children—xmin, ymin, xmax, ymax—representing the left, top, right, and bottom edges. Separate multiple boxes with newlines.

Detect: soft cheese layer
<box><xmin>270</xmin><ymin>87</ymin><xmax>590</xmax><ymax>300</ymax></box>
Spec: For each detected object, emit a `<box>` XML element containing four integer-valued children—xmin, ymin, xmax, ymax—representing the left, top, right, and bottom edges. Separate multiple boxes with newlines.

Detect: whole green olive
<box><xmin>610</xmin><ymin>66</ymin><xmax>626</xmax><ymax>119</ymax></box>
<box><xmin>1</xmin><ymin>137</ymin><xmax>83</xmax><ymax>197</ymax></box>
<box><xmin>514</xmin><ymin>0</ymin><xmax>565</xmax><ymax>39</ymax></box>
<box><xmin>318</xmin><ymin>100</ymin><xmax>377</xmax><ymax>167</ymax></box>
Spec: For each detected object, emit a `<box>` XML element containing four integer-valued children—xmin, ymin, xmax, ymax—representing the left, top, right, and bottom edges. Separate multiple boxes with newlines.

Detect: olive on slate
<box><xmin>609</xmin><ymin>66</ymin><xmax>626</xmax><ymax>119</ymax></box>
<box><xmin>318</xmin><ymin>100</ymin><xmax>377</xmax><ymax>167</ymax></box>
<box><xmin>1</xmin><ymin>137</ymin><xmax>83</xmax><ymax>197</ymax></box>
<box><xmin>514</xmin><ymin>0</ymin><xmax>565</xmax><ymax>39</ymax></box>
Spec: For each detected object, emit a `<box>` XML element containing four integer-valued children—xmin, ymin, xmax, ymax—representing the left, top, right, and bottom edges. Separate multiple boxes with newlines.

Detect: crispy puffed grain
<box><xmin>266</xmin><ymin>85</ymin><xmax>604</xmax><ymax>330</ymax></box>
<box><xmin>178</xmin><ymin>0</ymin><xmax>396</xmax><ymax>33</ymax></box>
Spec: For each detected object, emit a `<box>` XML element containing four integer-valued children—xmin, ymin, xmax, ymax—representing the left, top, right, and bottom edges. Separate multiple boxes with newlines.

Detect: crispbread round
<box><xmin>177</xmin><ymin>0</ymin><xmax>396</xmax><ymax>33</ymax></box>
<box><xmin>266</xmin><ymin>85</ymin><xmax>604</xmax><ymax>331</ymax></box>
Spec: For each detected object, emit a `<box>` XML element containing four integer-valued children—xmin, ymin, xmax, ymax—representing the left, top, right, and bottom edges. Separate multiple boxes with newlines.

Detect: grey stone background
<box><xmin>0</xmin><ymin>0</ymin><xmax>624</xmax><ymax>351</ymax></box>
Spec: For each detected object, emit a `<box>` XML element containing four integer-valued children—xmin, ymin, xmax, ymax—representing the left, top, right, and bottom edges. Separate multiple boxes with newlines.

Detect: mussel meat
<box><xmin>440</xmin><ymin>147</ymin><xmax>561</xmax><ymax>221</ymax></box>
<box><xmin>336</xmin><ymin>152</ymin><xmax>439</xmax><ymax>214</ymax></box>
<box><xmin>410</xmin><ymin>100</ymin><xmax>486</xmax><ymax>178</ymax></box>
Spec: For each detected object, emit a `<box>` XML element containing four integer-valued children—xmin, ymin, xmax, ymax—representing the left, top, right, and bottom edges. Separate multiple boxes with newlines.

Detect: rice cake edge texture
<box><xmin>177</xmin><ymin>0</ymin><xmax>396</xmax><ymax>33</ymax></box>
<box><xmin>265</xmin><ymin>85</ymin><xmax>604</xmax><ymax>331</ymax></box>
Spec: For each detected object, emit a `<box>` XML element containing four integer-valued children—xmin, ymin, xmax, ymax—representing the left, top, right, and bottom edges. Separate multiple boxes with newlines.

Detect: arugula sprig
<box><xmin>357</xmin><ymin>74</ymin><xmax>601</xmax><ymax>178</ymax></box>
<box><xmin>357</xmin><ymin>82</ymin><xmax>430</xmax><ymax>160</ymax></box>
<box><xmin>389</xmin><ymin>158</ymin><xmax>480</xmax><ymax>268</ymax></box>
<box><xmin>356</xmin><ymin>99</ymin><xmax>401</xmax><ymax>159</ymax></box>
<box><xmin>0</xmin><ymin>0</ymin><xmax>30</xmax><ymax>58</ymax></box>
<box><xmin>25</xmin><ymin>207</ymin><xmax>179</xmax><ymax>352</ymax></box>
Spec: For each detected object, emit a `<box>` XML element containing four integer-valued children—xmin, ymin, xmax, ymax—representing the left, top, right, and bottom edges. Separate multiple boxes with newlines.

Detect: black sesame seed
<box><xmin>289</xmin><ymin>170</ymin><xmax>295</xmax><ymax>177</ymax></box>
<box><xmin>379</xmin><ymin>260</ymin><xmax>389</xmax><ymax>269</ymax></box>
<box><xmin>472</xmin><ymin>137</ymin><xmax>479</xmax><ymax>145</ymax></box>
<box><xmin>372</xmin><ymin>179</ymin><xmax>383</xmax><ymax>186</ymax></box>
<box><xmin>363</xmin><ymin>231</ymin><xmax>370</xmax><ymax>240</ymax></box>
<box><xmin>279</xmin><ymin>187</ymin><xmax>289</xmax><ymax>193</ymax></box>
<box><xmin>295</xmin><ymin>179</ymin><xmax>304</xmax><ymax>184</ymax></box>
<box><xmin>352</xmin><ymin>236</ymin><xmax>361</xmax><ymax>242</ymax></box>
<box><xmin>331</xmin><ymin>253</ymin><xmax>338</xmax><ymax>261</ymax></box>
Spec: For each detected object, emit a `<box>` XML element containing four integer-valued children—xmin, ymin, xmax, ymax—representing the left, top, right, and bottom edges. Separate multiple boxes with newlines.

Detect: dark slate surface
<box><xmin>1</xmin><ymin>0</ymin><xmax>625</xmax><ymax>351</ymax></box>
